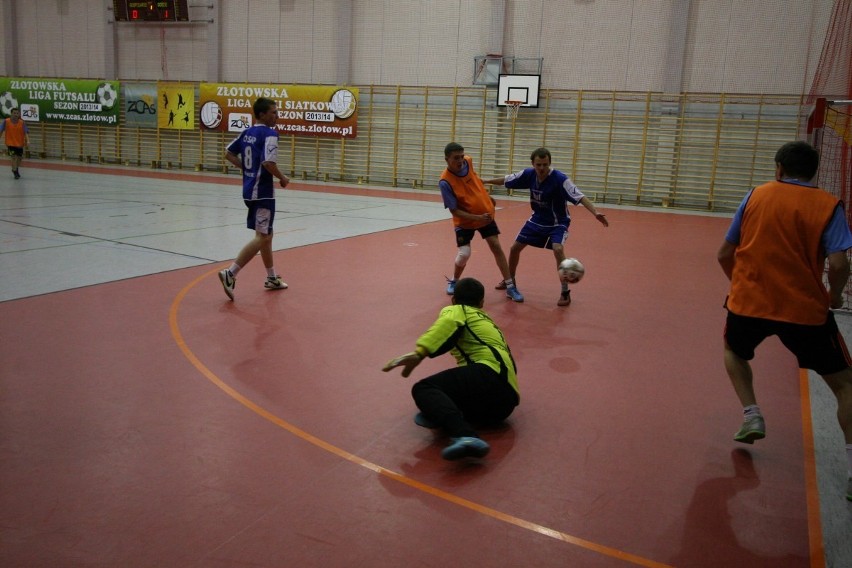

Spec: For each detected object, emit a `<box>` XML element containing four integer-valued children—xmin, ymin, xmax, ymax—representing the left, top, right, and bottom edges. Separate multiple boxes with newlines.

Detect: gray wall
<box><xmin>0</xmin><ymin>0</ymin><xmax>839</xmax><ymax>95</ymax></box>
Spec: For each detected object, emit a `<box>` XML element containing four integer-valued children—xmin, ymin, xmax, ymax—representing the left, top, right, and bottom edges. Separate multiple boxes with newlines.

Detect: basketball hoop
<box><xmin>505</xmin><ymin>100</ymin><xmax>523</xmax><ymax>120</ymax></box>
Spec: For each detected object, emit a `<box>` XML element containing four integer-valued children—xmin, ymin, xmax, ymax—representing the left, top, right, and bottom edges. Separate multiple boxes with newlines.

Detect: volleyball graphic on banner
<box><xmin>200</xmin><ymin>101</ymin><xmax>223</xmax><ymax>129</ymax></box>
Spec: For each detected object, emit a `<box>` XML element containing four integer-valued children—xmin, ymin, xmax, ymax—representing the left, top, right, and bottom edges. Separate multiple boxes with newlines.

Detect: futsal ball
<box><xmin>0</xmin><ymin>91</ymin><xmax>18</xmax><ymax>116</ymax></box>
<box><xmin>97</xmin><ymin>82</ymin><xmax>117</xmax><ymax>109</ymax></box>
<box><xmin>558</xmin><ymin>258</ymin><xmax>585</xmax><ymax>284</ymax></box>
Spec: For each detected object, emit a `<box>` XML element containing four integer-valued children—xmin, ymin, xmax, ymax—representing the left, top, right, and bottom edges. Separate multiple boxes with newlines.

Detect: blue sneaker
<box><xmin>446</xmin><ymin>278</ymin><xmax>456</xmax><ymax>295</ymax></box>
<box><xmin>413</xmin><ymin>412</ymin><xmax>439</xmax><ymax>429</ymax></box>
<box><xmin>441</xmin><ymin>436</ymin><xmax>490</xmax><ymax>460</ymax></box>
<box><xmin>506</xmin><ymin>285</ymin><xmax>524</xmax><ymax>303</ymax></box>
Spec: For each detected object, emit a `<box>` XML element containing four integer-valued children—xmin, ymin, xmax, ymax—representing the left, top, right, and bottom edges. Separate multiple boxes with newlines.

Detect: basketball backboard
<box><xmin>497</xmin><ymin>74</ymin><xmax>541</xmax><ymax>107</ymax></box>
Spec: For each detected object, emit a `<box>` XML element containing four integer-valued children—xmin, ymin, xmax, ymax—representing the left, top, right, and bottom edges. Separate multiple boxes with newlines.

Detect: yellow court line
<box><xmin>169</xmin><ymin>267</ymin><xmax>674</xmax><ymax>568</ymax></box>
<box><xmin>798</xmin><ymin>369</ymin><xmax>825</xmax><ymax>568</ymax></box>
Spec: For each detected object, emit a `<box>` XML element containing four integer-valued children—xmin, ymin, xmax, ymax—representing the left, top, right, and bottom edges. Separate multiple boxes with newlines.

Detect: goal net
<box><xmin>803</xmin><ymin>0</ymin><xmax>852</xmax><ymax>309</ymax></box>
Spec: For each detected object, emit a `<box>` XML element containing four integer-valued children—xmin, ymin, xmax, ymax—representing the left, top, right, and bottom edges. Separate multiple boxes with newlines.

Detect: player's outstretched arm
<box><xmin>382</xmin><ymin>352</ymin><xmax>422</xmax><ymax>378</ymax></box>
<box><xmin>482</xmin><ymin>175</ymin><xmax>507</xmax><ymax>186</ymax></box>
<box><xmin>579</xmin><ymin>196</ymin><xmax>608</xmax><ymax>226</ymax></box>
<box><xmin>382</xmin><ymin>346</ymin><xmax>428</xmax><ymax>378</ymax></box>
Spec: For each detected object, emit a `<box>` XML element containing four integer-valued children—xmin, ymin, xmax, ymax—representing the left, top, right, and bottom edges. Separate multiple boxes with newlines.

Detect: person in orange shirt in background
<box><xmin>439</xmin><ymin>142</ymin><xmax>522</xmax><ymax>302</ymax></box>
<box><xmin>718</xmin><ymin>140</ymin><xmax>852</xmax><ymax>501</ymax></box>
<box><xmin>0</xmin><ymin>108</ymin><xmax>30</xmax><ymax>179</ymax></box>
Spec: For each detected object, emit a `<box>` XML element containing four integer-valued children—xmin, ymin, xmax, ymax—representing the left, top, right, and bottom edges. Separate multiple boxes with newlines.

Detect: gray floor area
<box><xmin>809</xmin><ymin>316</ymin><xmax>852</xmax><ymax>567</ymax></box>
<box><xmin>1</xmin><ymin>163</ymin><xmax>850</xmax><ymax>566</ymax></box>
<box><xmin>0</xmin><ymin>166</ymin><xmax>449</xmax><ymax>302</ymax></box>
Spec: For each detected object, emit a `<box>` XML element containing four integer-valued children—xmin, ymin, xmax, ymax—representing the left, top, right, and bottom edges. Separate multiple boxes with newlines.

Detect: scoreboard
<box><xmin>113</xmin><ymin>1</ymin><xmax>189</xmax><ymax>22</ymax></box>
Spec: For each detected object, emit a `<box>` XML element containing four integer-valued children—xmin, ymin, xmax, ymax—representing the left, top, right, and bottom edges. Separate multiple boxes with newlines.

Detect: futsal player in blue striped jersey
<box><xmin>484</xmin><ymin>147</ymin><xmax>608</xmax><ymax>306</ymax></box>
<box><xmin>218</xmin><ymin>97</ymin><xmax>291</xmax><ymax>300</ymax></box>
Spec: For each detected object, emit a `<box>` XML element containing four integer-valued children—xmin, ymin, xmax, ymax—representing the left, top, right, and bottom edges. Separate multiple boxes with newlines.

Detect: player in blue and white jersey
<box><xmin>484</xmin><ymin>147</ymin><xmax>609</xmax><ymax>306</ymax></box>
<box><xmin>218</xmin><ymin>97</ymin><xmax>291</xmax><ymax>300</ymax></box>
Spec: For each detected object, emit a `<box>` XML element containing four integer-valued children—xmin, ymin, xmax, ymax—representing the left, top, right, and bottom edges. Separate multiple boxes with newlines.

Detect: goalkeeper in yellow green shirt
<box><xmin>383</xmin><ymin>278</ymin><xmax>520</xmax><ymax>460</ymax></box>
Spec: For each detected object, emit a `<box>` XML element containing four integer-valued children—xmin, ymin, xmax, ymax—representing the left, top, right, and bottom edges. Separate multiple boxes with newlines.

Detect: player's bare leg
<box><xmin>552</xmin><ymin>244</ymin><xmax>567</xmax><ymax>267</ymax></box>
<box><xmin>820</xmin><ymin>367</ymin><xmax>852</xmax><ymax>444</ymax></box>
<box><xmin>486</xmin><ymin>235</ymin><xmax>522</xmax><ymax>301</ymax></box>
<box><xmin>724</xmin><ymin>342</ymin><xmax>766</xmax><ymax>444</ymax></box>
<box><xmin>447</xmin><ymin>244</ymin><xmax>470</xmax><ymax>294</ymax></box>
<box><xmin>501</xmin><ymin>241</ymin><xmax>525</xmax><ymax>302</ymax></box>
<box><xmin>259</xmin><ymin>234</ymin><xmax>274</xmax><ymax>270</ymax></box>
<box><xmin>218</xmin><ymin>231</ymin><xmax>273</xmax><ymax>299</ymax></box>
<box><xmin>256</xmin><ymin>232</ymin><xmax>287</xmax><ymax>290</ymax></box>
<box><xmin>484</xmin><ymin>235</ymin><xmax>512</xmax><ymax>282</ymax></box>
<box><xmin>553</xmin><ymin>244</ymin><xmax>571</xmax><ymax>306</ymax></box>
<box><xmin>724</xmin><ymin>344</ymin><xmax>757</xmax><ymax>406</ymax></box>
<box><xmin>822</xmin><ymin>367</ymin><xmax>852</xmax><ymax>500</ymax></box>
<box><xmin>235</xmin><ymin>231</ymin><xmax>272</xmax><ymax>268</ymax></box>
<box><xmin>507</xmin><ymin>241</ymin><xmax>525</xmax><ymax>281</ymax></box>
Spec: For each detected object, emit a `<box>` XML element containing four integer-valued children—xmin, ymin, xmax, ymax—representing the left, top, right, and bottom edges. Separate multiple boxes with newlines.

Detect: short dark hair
<box><xmin>530</xmin><ymin>147</ymin><xmax>551</xmax><ymax>162</ymax></box>
<box><xmin>775</xmin><ymin>141</ymin><xmax>819</xmax><ymax>180</ymax></box>
<box><xmin>453</xmin><ymin>277</ymin><xmax>485</xmax><ymax>307</ymax></box>
<box><xmin>444</xmin><ymin>142</ymin><xmax>464</xmax><ymax>157</ymax></box>
<box><xmin>253</xmin><ymin>97</ymin><xmax>276</xmax><ymax>119</ymax></box>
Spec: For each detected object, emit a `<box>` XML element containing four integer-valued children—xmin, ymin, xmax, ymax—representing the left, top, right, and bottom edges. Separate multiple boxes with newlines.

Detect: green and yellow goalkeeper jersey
<box><xmin>415</xmin><ymin>304</ymin><xmax>519</xmax><ymax>395</ymax></box>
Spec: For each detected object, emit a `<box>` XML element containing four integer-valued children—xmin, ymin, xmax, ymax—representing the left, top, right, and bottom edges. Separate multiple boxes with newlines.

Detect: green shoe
<box><xmin>734</xmin><ymin>416</ymin><xmax>765</xmax><ymax>444</ymax></box>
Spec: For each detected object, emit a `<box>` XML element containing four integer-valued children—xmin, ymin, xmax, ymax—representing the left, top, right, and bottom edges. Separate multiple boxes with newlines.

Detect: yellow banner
<box><xmin>825</xmin><ymin>106</ymin><xmax>852</xmax><ymax>146</ymax></box>
<box><xmin>157</xmin><ymin>83</ymin><xmax>195</xmax><ymax>129</ymax></box>
<box><xmin>199</xmin><ymin>83</ymin><xmax>357</xmax><ymax>138</ymax></box>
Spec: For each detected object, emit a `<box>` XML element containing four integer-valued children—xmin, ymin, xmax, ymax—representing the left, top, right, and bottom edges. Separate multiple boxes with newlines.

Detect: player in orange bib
<box><xmin>439</xmin><ymin>143</ymin><xmax>522</xmax><ymax>302</ymax></box>
<box><xmin>0</xmin><ymin>108</ymin><xmax>29</xmax><ymax>179</ymax></box>
<box><xmin>718</xmin><ymin>141</ymin><xmax>852</xmax><ymax>501</ymax></box>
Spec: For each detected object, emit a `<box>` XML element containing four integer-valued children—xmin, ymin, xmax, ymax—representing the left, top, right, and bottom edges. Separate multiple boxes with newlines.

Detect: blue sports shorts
<box><xmin>245</xmin><ymin>199</ymin><xmax>275</xmax><ymax>234</ymax></box>
<box><xmin>515</xmin><ymin>220</ymin><xmax>568</xmax><ymax>250</ymax></box>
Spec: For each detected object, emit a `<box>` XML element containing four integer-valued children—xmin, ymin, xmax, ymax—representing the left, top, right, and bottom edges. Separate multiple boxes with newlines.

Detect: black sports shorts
<box><xmin>724</xmin><ymin>310</ymin><xmax>851</xmax><ymax>375</ymax></box>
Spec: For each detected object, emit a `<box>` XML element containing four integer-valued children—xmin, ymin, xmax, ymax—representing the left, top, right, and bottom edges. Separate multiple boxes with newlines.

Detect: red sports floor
<box><xmin>0</xmin><ymin>172</ymin><xmax>827</xmax><ymax>567</ymax></box>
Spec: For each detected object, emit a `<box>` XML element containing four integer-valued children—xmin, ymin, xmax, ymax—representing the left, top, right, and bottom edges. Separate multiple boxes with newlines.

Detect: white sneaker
<box><xmin>264</xmin><ymin>276</ymin><xmax>288</xmax><ymax>290</ymax></box>
<box><xmin>218</xmin><ymin>269</ymin><xmax>236</xmax><ymax>300</ymax></box>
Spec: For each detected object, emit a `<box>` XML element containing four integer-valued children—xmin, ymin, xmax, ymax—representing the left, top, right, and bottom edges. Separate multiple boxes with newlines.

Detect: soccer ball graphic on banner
<box><xmin>0</xmin><ymin>91</ymin><xmax>19</xmax><ymax>116</ymax></box>
<box><xmin>97</xmin><ymin>83</ymin><xmax>117</xmax><ymax>109</ymax></box>
<box><xmin>558</xmin><ymin>258</ymin><xmax>585</xmax><ymax>284</ymax></box>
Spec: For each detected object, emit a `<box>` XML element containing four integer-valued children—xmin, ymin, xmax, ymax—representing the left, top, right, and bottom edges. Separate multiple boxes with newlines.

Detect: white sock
<box><xmin>267</xmin><ymin>267</ymin><xmax>276</xmax><ymax>278</ymax></box>
<box><xmin>743</xmin><ymin>404</ymin><xmax>761</xmax><ymax>419</ymax></box>
<box><xmin>505</xmin><ymin>278</ymin><xmax>514</xmax><ymax>287</ymax></box>
<box><xmin>228</xmin><ymin>263</ymin><xmax>241</xmax><ymax>277</ymax></box>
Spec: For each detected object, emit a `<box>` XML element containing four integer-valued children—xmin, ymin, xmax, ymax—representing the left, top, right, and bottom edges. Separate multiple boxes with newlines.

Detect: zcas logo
<box><xmin>228</xmin><ymin>113</ymin><xmax>252</xmax><ymax>132</ymax></box>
